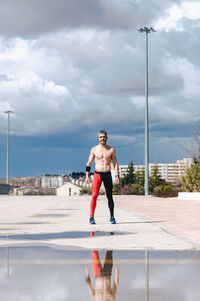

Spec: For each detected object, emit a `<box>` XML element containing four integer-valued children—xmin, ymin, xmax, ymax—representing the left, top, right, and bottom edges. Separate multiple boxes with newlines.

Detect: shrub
<box><xmin>152</xmin><ymin>186</ymin><xmax>163</xmax><ymax>197</ymax></box>
<box><xmin>119</xmin><ymin>184</ymin><xmax>132</xmax><ymax>195</ymax></box>
<box><xmin>99</xmin><ymin>190</ymin><xmax>105</xmax><ymax>195</ymax></box>
<box><xmin>112</xmin><ymin>183</ymin><xmax>120</xmax><ymax>195</ymax></box>
<box><xmin>162</xmin><ymin>190</ymin><xmax>179</xmax><ymax>198</ymax></box>
<box><xmin>131</xmin><ymin>183</ymin><xmax>144</xmax><ymax>195</ymax></box>
<box><xmin>80</xmin><ymin>188</ymin><xmax>92</xmax><ymax>195</ymax></box>
<box><xmin>163</xmin><ymin>185</ymin><xmax>172</xmax><ymax>193</ymax></box>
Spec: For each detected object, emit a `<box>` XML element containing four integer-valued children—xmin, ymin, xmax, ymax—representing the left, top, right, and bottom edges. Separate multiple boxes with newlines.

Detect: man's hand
<box><xmin>86</xmin><ymin>177</ymin><xmax>90</xmax><ymax>184</ymax></box>
<box><xmin>115</xmin><ymin>264</ymin><xmax>119</xmax><ymax>284</ymax></box>
<box><xmin>85</xmin><ymin>266</ymin><xmax>90</xmax><ymax>279</ymax></box>
<box><xmin>115</xmin><ymin>176</ymin><xmax>119</xmax><ymax>185</ymax></box>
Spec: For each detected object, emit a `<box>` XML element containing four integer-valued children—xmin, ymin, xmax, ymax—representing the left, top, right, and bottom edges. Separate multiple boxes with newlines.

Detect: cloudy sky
<box><xmin>0</xmin><ymin>0</ymin><xmax>199</xmax><ymax>177</ymax></box>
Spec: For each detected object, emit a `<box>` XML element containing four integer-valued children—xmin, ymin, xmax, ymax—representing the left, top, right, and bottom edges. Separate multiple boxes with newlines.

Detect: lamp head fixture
<box><xmin>138</xmin><ymin>27</ymin><xmax>156</xmax><ymax>33</ymax></box>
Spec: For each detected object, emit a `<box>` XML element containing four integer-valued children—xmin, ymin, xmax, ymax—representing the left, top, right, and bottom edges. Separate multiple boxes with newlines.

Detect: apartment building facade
<box><xmin>41</xmin><ymin>175</ymin><xmax>64</xmax><ymax>188</ymax></box>
<box><xmin>8</xmin><ymin>177</ymin><xmax>40</xmax><ymax>188</ymax></box>
<box><xmin>119</xmin><ymin>158</ymin><xmax>193</xmax><ymax>183</ymax></box>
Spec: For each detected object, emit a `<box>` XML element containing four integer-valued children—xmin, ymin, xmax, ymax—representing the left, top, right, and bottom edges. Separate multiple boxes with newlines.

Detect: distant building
<box><xmin>71</xmin><ymin>178</ymin><xmax>92</xmax><ymax>189</ymax></box>
<box><xmin>41</xmin><ymin>175</ymin><xmax>64</xmax><ymax>188</ymax></box>
<box><xmin>0</xmin><ymin>178</ymin><xmax>6</xmax><ymax>184</ymax></box>
<box><xmin>119</xmin><ymin>158</ymin><xmax>193</xmax><ymax>183</ymax></box>
<box><xmin>56</xmin><ymin>183</ymin><xmax>82</xmax><ymax>196</ymax></box>
<box><xmin>8</xmin><ymin>177</ymin><xmax>40</xmax><ymax>188</ymax></box>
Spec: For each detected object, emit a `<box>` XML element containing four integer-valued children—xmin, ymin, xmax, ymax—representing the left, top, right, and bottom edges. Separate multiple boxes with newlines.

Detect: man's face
<box><xmin>98</xmin><ymin>133</ymin><xmax>107</xmax><ymax>145</ymax></box>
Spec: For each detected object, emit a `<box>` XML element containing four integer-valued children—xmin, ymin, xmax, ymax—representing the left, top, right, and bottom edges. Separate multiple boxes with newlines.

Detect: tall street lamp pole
<box><xmin>4</xmin><ymin>110</ymin><xmax>14</xmax><ymax>185</ymax></box>
<box><xmin>139</xmin><ymin>27</ymin><xmax>155</xmax><ymax>196</ymax></box>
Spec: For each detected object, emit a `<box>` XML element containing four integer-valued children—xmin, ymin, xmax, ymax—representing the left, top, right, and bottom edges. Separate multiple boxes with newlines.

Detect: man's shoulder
<box><xmin>91</xmin><ymin>145</ymin><xmax>99</xmax><ymax>152</ymax></box>
<box><xmin>107</xmin><ymin>144</ymin><xmax>115</xmax><ymax>151</ymax></box>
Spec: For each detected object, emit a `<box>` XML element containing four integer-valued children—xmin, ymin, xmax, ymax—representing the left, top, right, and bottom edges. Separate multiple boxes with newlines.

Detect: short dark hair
<box><xmin>98</xmin><ymin>130</ymin><xmax>107</xmax><ymax>136</ymax></box>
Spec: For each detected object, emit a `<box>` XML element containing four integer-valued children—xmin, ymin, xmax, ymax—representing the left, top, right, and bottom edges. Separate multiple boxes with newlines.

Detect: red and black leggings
<box><xmin>90</xmin><ymin>171</ymin><xmax>114</xmax><ymax>218</ymax></box>
<box><xmin>92</xmin><ymin>250</ymin><xmax>113</xmax><ymax>278</ymax></box>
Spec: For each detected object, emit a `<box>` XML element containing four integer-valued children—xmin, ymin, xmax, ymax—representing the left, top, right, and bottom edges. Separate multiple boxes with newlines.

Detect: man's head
<box><xmin>98</xmin><ymin>130</ymin><xmax>107</xmax><ymax>145</ymax></box>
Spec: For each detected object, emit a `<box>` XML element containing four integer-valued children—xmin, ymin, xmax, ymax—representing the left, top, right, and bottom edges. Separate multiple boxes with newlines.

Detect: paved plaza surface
<box><xmin>0</xmin><ymin>195</ymin><xmax>199</xmax><ymax>250</ymax></box>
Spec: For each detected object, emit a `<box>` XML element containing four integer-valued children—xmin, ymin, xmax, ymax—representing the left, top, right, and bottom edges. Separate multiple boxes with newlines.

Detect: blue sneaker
<box><xmin>89</xmin><ymin>217</ymin><xmax>96</xmax><ymax>225</ymax></box>
<box><xmin>110</xmin><ymin>216</ymin><xmax>116</xmax><ymax>224</ymax></box>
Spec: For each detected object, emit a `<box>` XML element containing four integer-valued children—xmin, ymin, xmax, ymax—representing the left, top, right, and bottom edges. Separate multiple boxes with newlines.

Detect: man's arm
<box><xmin>85</xmin><ymin>266</ymin><xmax>95</xmax><ymax>299</ymax></box>
<box><xmin>112</xmin><ymin>264</ymin><xmax>119</xmax><ymax>297</ymax></box>
<box><xmin>112</xmin><ymin>148</ymin><xmax>119</xmax><ymax>184</ymax></box>
<box><xmin>86</xmin><ymin>148</ymin><xmax>95</xmax><ymax>184</ymax></box>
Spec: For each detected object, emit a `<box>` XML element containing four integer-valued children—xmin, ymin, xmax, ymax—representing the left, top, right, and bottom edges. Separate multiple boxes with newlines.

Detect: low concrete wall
<box><xmin>0</xmin><ymin>184</ymin><xmax>10</xmax><ymax>194</ymax></box>
<box><xmin>178</xmin><ymin>192</ymin><xmax>200</xmax><ymax>200</ymax></box>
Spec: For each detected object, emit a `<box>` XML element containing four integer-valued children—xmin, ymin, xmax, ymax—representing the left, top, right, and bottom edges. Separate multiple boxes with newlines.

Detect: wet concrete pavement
<box><xmin>0</xmin><ymin>195</ymin><xmax>199</xmax><ymax>250</ymax></box>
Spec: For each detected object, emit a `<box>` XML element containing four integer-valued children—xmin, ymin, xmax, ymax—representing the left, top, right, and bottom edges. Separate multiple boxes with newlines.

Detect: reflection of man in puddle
<box><xmin>85</xmin><ymin>248</ymin><xmax>119</xmax><ymax>301</ymax></box>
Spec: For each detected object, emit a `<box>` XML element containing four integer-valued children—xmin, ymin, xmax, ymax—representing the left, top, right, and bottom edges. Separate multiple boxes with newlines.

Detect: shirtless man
<box><xmin>86</xmin><ymin>130</ymin><xmax>119</xmax><ymax>224</ymax></box>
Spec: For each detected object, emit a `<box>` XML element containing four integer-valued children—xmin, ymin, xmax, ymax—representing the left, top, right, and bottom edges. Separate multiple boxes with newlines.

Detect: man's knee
<box><xmin>105</xmin><ymin>189</ymin><xmax>113</xmax><ymax>199</ymax></box>
<box><xmin>92</xmin><ymin>192</ymin><xmax>99</xmax><ymax>200</ymax></box>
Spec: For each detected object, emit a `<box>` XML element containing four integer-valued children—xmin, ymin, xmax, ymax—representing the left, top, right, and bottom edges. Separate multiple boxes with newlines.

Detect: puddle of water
<box><xmin>0</xmin><ymin>229</ymin><xmax>17</xmax><ymax>231</ymax></box>
<box><xmin>0</xmin><ymin>222</ymin><xmax>48</xmax><ymax>225</ymax></box>
<box><xmin>19</xmin><ymin>222</ymin><xmax>47</xmax><ymax>225</ymax></box>
<box><xmin>47</xmin><ymin>208</ymin><xmax>78</xmax><ymax>211</ymax></box>
<box><xmin>0</xmin><ymin>231</ymin><xmax>127</xmax><ymax>240</ymax></box>
<box><xmin>31</xmin><ymin>214</ymin><xmax>69</xmax><ymax>217</ymax></box>
<box><xmin>0</xmin><ymin>246</ymin><xmax>199</xmax><ymax>301</ymax></box>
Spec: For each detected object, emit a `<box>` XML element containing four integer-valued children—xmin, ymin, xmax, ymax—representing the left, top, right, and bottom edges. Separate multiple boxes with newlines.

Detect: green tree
<box><xmin>129</xmin><ymin>168</ymin><xmax>145</xmax><ymax>195</ymax></box>
<box><xmin>149</xmin><ymin>164</ymin><xmax>166</xmax><ymax>192</ymax></box>
<box><xmin>121</xmin><ymin>161</ymin><xmax>135</xmax><ymax>186</ymax></box>
<box><xmin>188</xmin><ymin>128</ymin><xmax>200</xmax><ymax>164</ymax></box>
<box><xmin>135</xmin><ymin>168</ymin><xmax>145</xmax><ymax>187</ymax></box>
<box><xmin>181</xmin><ymin>161</ymin><xmax>200</xmax><ymax>192</ymax></box>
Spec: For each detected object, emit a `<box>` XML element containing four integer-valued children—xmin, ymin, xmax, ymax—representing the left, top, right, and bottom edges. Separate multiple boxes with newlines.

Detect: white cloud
<box><xmin>163</xmin><ymin>56</ymin><xmax>200</xmax><ymax>98</ymax></box>
<box><xmin>130</xmin><ymin>96</ymin><xmax>160</xmax><ymax>110</ymax></box>
<box><xmin>130</xmin><ymin>96</ymin><xmax>145</xmax><ymax>110</ymax></box>
<box><xmin>154</xmin><ymin>1</ymin><xmax>200</xmax><ymax>32</ymax></box>
<box><xmin>155</xmin><ymin>4</ymin><xmax>184</xmax><ymax>32</ymax></box>
<box><xmin>109</xmin><ymin>134</ymin><xmax>136</xmax><ymax>146</ymax></box>
<box><xmin>182</xmin><ymin>1</ymin><xmax>200</xmax><ymax>20</ymax></box>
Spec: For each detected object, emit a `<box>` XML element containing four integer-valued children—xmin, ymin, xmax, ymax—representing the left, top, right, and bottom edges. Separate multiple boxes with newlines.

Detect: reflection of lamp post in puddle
<box><xmin>146</xmin><ymin>250</ymin><xmax>149</xmax><ymax>301</ymax></box>
<box><xmin>86</xmin><ymin>250</ymin><xmax>119</xmax><ymax>301</ymax></box>
<box><xmin>7</xmin><ymin>246</ymin><xmax>10</xmax><ymax>279</ymax></box>
<box><xmin>5</xmin><ymin>239</ymin><xmax>10</xmax><ymax>280</ymax></box>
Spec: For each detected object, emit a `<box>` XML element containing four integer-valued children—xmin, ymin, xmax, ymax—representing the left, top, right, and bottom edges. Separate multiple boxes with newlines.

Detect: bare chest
<box><xmin>94</xmin><ymin>148</ymin><xmax>112</xmax><ymax>160</ymax></box>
